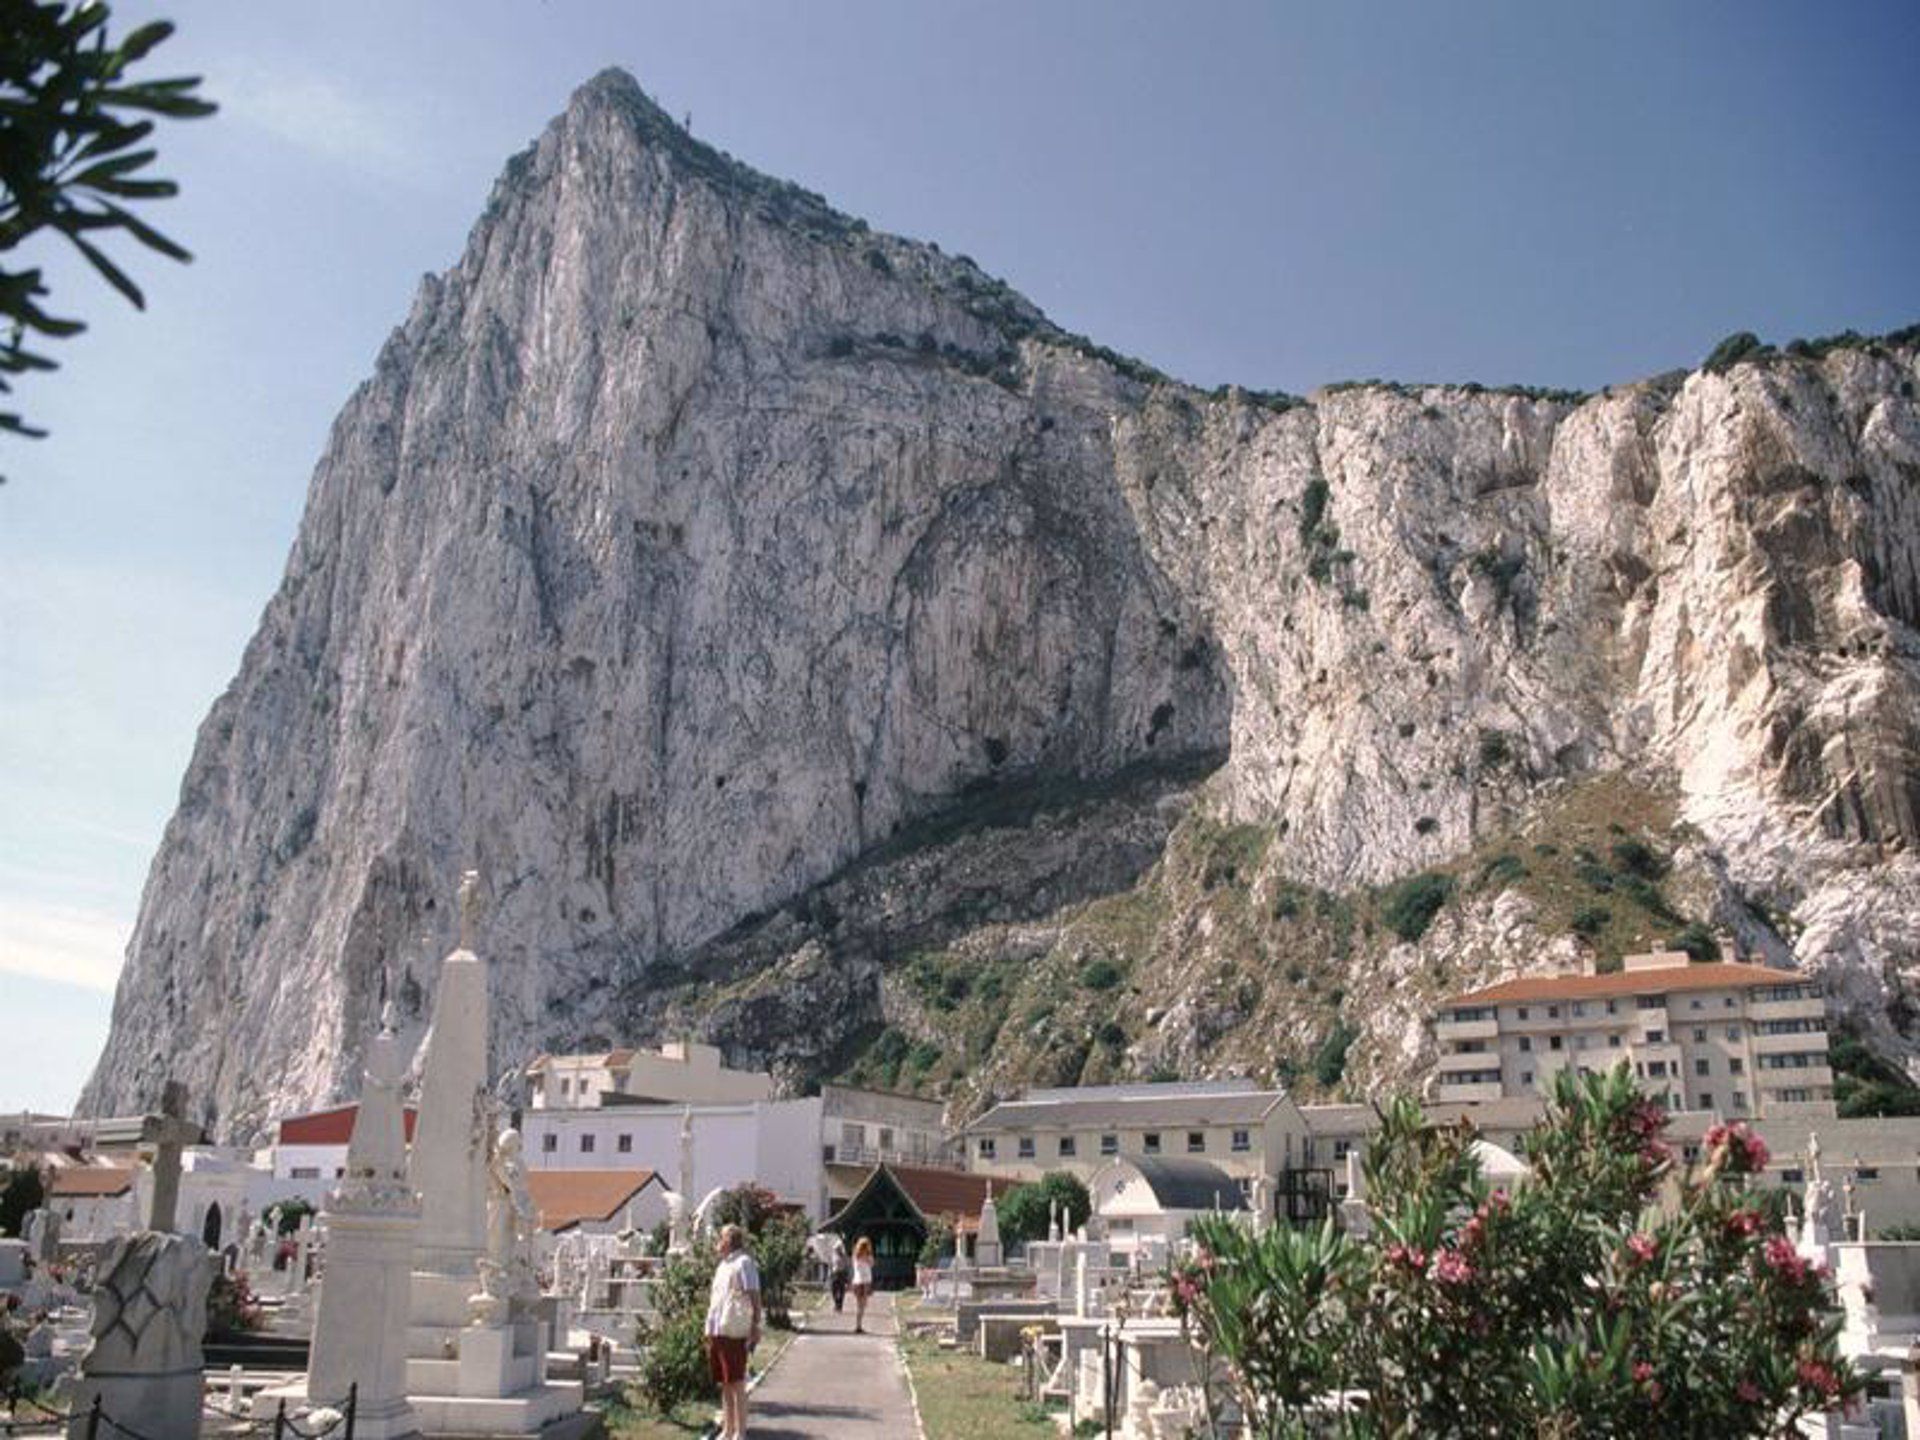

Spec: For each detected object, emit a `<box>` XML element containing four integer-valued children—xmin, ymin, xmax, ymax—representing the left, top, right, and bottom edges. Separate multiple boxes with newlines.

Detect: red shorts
<box><xmin>707</xmin><ymin>1334</ymin><xmax>750</xmax><ymax>1385</ymax></box>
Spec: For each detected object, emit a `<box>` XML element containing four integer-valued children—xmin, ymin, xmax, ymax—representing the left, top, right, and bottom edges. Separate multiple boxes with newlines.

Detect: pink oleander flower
<box><xmin>1724</xmin><ymin>1208</ymin><xmax>1763</xmax><ymax>1238</ymax></box>
<box><xmin>1797</xmin><ymin>1359</ymin><xmax>1841</xmax><ymax>1400</ymax></box>
<box><xmin>1736</xmin><ymin>1380</ymin><xmax>1763</xmax><ymax>1405</ymax></box>
<box><xmin>1431</xmin><ymin>1249</ymin><xmax>1474</xmax><ymax>1287</ymax></box>
<box><xmin>1762</xmin><ymin>1235</ymin><xmax>1810</xmax><ymax>1284</ymax></box>
<box><xmin>1624</xmin><ymin>1232</ymin><xmax>1657</xmax><ymax>1267</ymax></box>
<box><xmin>1633</xmin><ymin>1360</ymin><xmax>1663</xmax><ymax>1402</ymax></box>
<box><xmin>1705</xmin><ymin>1122</ymin><xmax>1770</xmax><ymax>1175</ymax></box>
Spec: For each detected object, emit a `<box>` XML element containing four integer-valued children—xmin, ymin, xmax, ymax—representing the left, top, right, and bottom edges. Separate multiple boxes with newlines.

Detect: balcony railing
<box><xmin>1749</xmin><ymin>996</ymin><xmax>1826</xmax><ymax>1022</ymax></box>
<box><xmin>822</xmin><ymin>1143</ymin><xmax>964</xmax><ymax>1172</ymax></box>
<box><xmin>1436</xmin><ymin>1017</ymin><xmax>1499</xmax><ymax>1042</ymax></box>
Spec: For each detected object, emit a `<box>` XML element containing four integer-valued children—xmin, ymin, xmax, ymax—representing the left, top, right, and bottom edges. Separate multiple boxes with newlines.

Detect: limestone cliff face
<box><xmin>82</xmin><ymin>69</ymin><xmax>1920</xmax><ymax>1135</ymax></box>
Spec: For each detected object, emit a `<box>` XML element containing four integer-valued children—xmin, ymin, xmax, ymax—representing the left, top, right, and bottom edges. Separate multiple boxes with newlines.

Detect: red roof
<box><xmin>889</xmin><ymin>1165</ymin><xmax>998</xmax><ymax>1225</ymax></box>
<box><xmin>50</xmin><ymin>1166</ymin><xmax>135</xmax><ymax>1198</ymax></box>
<box><xmin>1447</xmin><ymin>960</ymin><xmax>1811</xmax><ymax>1008</ymax></box>
<box><xmin>524</xmin><ymin>1169</ymin><xmax>661</xmax><ymax>1232</ymax></box>
<box><xmin>277</xmin><ymin>1104</ymin><xmax>418</xmax><ymax>1146</ymax></box>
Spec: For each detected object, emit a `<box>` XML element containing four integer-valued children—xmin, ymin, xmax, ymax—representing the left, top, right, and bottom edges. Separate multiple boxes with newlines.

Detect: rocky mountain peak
<box><xmin>79</xmin><ymin>69</ymin><xmax>1920</xmax><ymax>1137</ymax></box>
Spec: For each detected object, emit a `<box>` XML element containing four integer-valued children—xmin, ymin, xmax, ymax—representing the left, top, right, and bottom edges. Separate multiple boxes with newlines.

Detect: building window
<box><xmin>1059</xmin><ymin>1136</ymin><xmax>1077</xmax><ymax>1158</ymax></box>
<box><xmin>617</xmin><ymin>1133</ymin><xmax>632</xmax><ymax>1154</ymax></box>
<box><xmin>1729</xmin><ymin>1058</ymin><xmax>1744</xmax><ymax>1074</ymax></box>
<box><xmin>1144</xmin><ymin>1133</ymin><xmax>1162</xmax><ymax>1155</ymax></box>
<box><xmin>1231</xmin><ymin>1128</ymin><xmax>1251</xmax><ymax>1153</ymax></box>
<box><xmin>879</xmin><ymin>1127</ymin><xmax>895</xmax><ymax>1151</ymax></box>
<box><xmin>1695</xmin><ymin>1059</ymin><xmax>1711</xmax><ymax>1077</ymax></box>
<box><xmin>559</xmin><ymin>1078</ymin><xmax>571</xmax><ymax>1096</ymax></box>
<box><xmin>1636</xmin><ymin>995</ymin><xmax>1662</xmax><ymax>1009</ymax></box>
<box><xmin>1858</xmin><ymin>1167</ymin><xmax>1880</xmax><ymax>1182</ymax></box>
<box><xmin>1547</xmin><ymin>1005</ymin><xmax>1560</xmax><ymax>1019</ymax></box>
<box><xmin>1726</xmin><ymin>1026</ymin><xmax>1742</xmax><ymax>1040</ymax></box>
<box><xmin>1549</xmin><ymin>1035</ymin><xmax>1564</xmax><ymax>1051</ymax></box>
<box><xmin>1732</xmin><ymin>1093</ymin><xmax>1748</xmax><ymax>1110</ymax></box>
<box><xmin>978</xmin><ymin>1138</ymin><xmax>996</xmax><ymax>1159</ymax></box>
<box><xmin>1017</xmin><ymin>1137</ymin><xmax>1036</xmax><ymax>1159</ymax></box>
<box><xmin>1698</xmin><ymin>1094</ymin><xmax>1713</xmax><ymax>1110</ymax></box>
<box><xmin>1521</xmin><ymin>1071</ymin><xmax>1533</xmax><ymax>1086</ymax></box>
<box><xmin>581</xmin><ymin>1133</ymin><xmax>596</xmax><ymax>1154</ymax></box>
<box><xmin>1571</xmin><ymin>1002</ymin><xmax>1586</xmax><ymax>1017</ymax></box>
<box><xmin>1606</xmin><ymin>1000</ymin><xmax>1618</xmax><ymax>1015</ymax></box>
<box><xmin>1516</xmin><ymin>1007</ymin><xmax>1530</xmax><ymax>1020</ymax></box>
<box><xmin>542</xmin><ymin>1134</ymin><xmax>557</xmax><ymax>1154</ymax></box>
<box><xmin>1647</xmin><ymin>1061</ymin><xmax>1667</xmax><ymax>1078</ymax></box>
<box><xmin>1781</xmin><ymin>1167</ymin><xmax>1804</xmax><ymax>1184</ymax></box>
<box><xmin>842</xmin><ymin>1123</ymin><xmax>865</xmax><ymax>1148</ymax></box>
<box><xmin>1100</xmin><ymin>1134</ymin><xmax>1118</xmax><ymax>1155</ymax></box>
<box><xmin>1689</xmin><ymin>999</ymin><xmax>1704</xmax><ymax>1010</ymax></box>
<box><xmin>1646</xmin><ymin>1030</ymin><xmax>1665</xmax><ymax>1043</ymax></box>
<box><xmin>1683</xmin><ymin>1144</ymin><xmax>1701</xmax><ymax>1163</ymax></box>
<box><xmin>1608</xmin><ymin>1034</ymin><xmax>1622</xmax><ymax>1049</ymax></box>
<box><xmin>1519</xmin><ymin>1036</ymin><xmax>1532</xmax><ymax>1052</ymax></box>
<box><xmin>1692</xmin><ymin>1028</ymin><xmax>1706</xmax><ymax>1043</ymax></box>
<box><xmin>291</xmin><ymin>1166</ymin><xmax>320</xmax><ymax>1180</ymax></box>
<box><xmin>1187</xmin><ymin>1132</ymin><xmax>1206</xmax><ymax>1154</ymax></box>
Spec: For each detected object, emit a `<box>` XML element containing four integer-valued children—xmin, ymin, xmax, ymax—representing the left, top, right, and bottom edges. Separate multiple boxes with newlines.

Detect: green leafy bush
<box><xmin>998</xmin><ymin>1172</ymin><xmax>1092</xmax><ymax>1249</ymax></box>
<box><xmin>1610</xmin><ymin>838</ymin><xmax>1669</xmax><ymax>881</ymax></box>
<box><xmin>1704</xmin><ymin>330</ymin><xmax>1767</xmax><ymax>374</ymax></box>
<box><xmin>1668</xmin><ymin>922</ymin><xmax>1719</xmax><ymax>963</ymax></box>
<box><xmin>1174</xmin><ymin>1069</ymin><xmax>1862</xmax><ymax>1435</ymax></box>
<box><xmin>1379</xmin><ymin>872</ymin><xmax>1455</xmax><ymax>943</ymax></box>
<box><xmin>1312</xmin><ymin>1020</ymin><xmax>1358</xmax><ymax>1088</ymax></box>
<box><xmin>1081</xmin><ymin>958</ymin><xmax>1123</xmax><ymax>991</ymax></box>
<box><xmin>633</xmin><ymin>1247</ymin><xmax>719</xmax><ymax>1414</ymax></box>
<box><xmin>1570</xmin><ymin>905</ymin><xmax>1611</xmax><ymax>938</ymax></box>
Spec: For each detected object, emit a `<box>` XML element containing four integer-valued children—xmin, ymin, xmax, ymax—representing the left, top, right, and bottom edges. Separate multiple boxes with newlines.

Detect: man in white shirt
<box><xmin>703</xmin><ymin>1223</ymin><xmax>763</xmax><ymax>1440</ymax></box>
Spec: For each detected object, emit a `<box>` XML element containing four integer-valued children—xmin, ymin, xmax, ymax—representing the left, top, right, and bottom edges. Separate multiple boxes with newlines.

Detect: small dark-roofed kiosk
<box><xmin>822</xmin><ymin>1163</ymin><xmax>996</xmax><ymax>1290</ymax></box>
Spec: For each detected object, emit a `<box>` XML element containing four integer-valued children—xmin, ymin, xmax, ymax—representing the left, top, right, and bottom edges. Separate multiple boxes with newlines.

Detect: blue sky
<box><xmin>2</xmin><ymin>1</ymin><xmax>1915</xmax><ymax>1115</ymax></box>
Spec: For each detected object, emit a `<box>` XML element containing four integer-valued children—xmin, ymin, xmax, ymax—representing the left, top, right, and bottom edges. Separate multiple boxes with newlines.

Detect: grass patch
<box><xmin>900</xmin><ymin>1330</ymin><xmax>1055</xmax><ymax>1440</ymax></box>
<box><xmin>602</xmin><ymin>1396</ymin><xmax>713</xmax><ymax>1440</ymax></box>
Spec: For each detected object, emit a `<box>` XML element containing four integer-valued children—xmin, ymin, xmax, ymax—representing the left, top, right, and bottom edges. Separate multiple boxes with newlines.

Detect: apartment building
<box><xmin>526</xmin><ymin>1040</ymin><xmax>774</xmax><ymax>1109</ymax></box>
<box><xmin>1433</xmin><ymin>949</ymin><xmax>1834</xmax><ymax>1118</ymax></box>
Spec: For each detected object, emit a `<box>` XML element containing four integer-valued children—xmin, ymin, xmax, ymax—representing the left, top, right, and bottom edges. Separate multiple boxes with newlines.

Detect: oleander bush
<box><xmin>1172</xmin><ymin>1068</ymin><xmax>1861</xmax><ymax>1437</ymax></box>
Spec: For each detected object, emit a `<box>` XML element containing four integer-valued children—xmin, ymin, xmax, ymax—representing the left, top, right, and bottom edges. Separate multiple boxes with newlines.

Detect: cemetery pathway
<box><xmin>747</xmin><ymin>1290</ymin><xmax>920</xmax><ymax>1439</ymax></box>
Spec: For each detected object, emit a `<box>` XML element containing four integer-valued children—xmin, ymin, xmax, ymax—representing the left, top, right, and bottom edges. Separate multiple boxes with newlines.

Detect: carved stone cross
<box><xmin>93</xmin><ymin>1079</ymin><xmax>205</xmax><ymax>1234</ymax></box>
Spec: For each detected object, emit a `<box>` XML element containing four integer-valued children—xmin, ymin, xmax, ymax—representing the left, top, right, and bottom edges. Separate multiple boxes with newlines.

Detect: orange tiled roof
<box><xmin>49</xmin><ymin>1166</ymin><xmax>135</xmax><ymax>1198</ymax></box>
<box><xmin>1446</xmin><ymin>961</ymin><xmax>1809</xmax><ymax>1008</ymax></box>
<box><xmin>524</xmin><ymin>1168</ymin><xmax>660</xmax><ymax>1232</ymax></box>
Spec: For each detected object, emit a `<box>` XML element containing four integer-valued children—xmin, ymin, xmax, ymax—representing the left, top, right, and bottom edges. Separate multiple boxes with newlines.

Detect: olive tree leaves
<box><xmin>1</xmin><ymin>1</ymin><xmax>215</xmax><ymax>460</ymax></box>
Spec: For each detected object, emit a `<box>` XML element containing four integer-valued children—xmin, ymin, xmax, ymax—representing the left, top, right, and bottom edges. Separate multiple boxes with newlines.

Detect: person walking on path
<box><xmin>828</xmin><ymin>1233</ymin><xmax>851</xmax><ymax>1313</ymax></box>
<box><xmin>850</xmin><ymin>1235</ymin><xmax>875</xmax><ymax>1334</ymax></box>
<box><xmin>704</xmin><ymin>1223</ymin><xmax>763</xmax><ymax>1440</ymax></box>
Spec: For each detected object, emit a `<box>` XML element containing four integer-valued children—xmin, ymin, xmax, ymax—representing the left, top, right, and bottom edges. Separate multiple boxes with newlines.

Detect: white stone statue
<box><xmin>470</xmin><ymin>1127</ymin><xmax>538</xmax><ymax>1325</ymax></box>
<box><xmin>24</xmin><ymin>1206</ymin><xmax>60</xmax><ymax>1264</ymax></box>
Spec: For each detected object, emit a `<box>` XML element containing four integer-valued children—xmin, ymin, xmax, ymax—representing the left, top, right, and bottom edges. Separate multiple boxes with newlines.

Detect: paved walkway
<box><xmin>744</xmin><ymin>1290</ymin><xmax>920</xmax><ymax>1439</ymax></box>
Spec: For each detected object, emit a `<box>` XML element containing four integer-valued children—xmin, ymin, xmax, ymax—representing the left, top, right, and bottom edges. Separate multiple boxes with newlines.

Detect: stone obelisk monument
<box><xmin>406</xmin><ymin>872</ymin><xmax>494</xmax><ymax>1374</ymax></box>
<box><xmin>256</xmin><ymin>1005</ymin><xmax>422</xmax><ymax>1436</ymax></box>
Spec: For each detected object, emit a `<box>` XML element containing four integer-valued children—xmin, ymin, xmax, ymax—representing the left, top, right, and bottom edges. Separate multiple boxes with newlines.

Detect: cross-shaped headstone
<box><xmin>92</xmin><ymin>1079</ymin><xmax>205</xmax><ymax>1234</ymax></box>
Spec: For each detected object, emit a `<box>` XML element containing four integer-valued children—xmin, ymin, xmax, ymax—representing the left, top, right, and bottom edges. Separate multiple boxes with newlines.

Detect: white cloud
<box><xmin>0</xmin><ymin>898</ymin><xmax>130</xmax><ymax>992</ymax></box>
<box><xmin>221</xmin><ymin>66</ymin><xmax>418</xmax><ymax>184</ymax></box>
